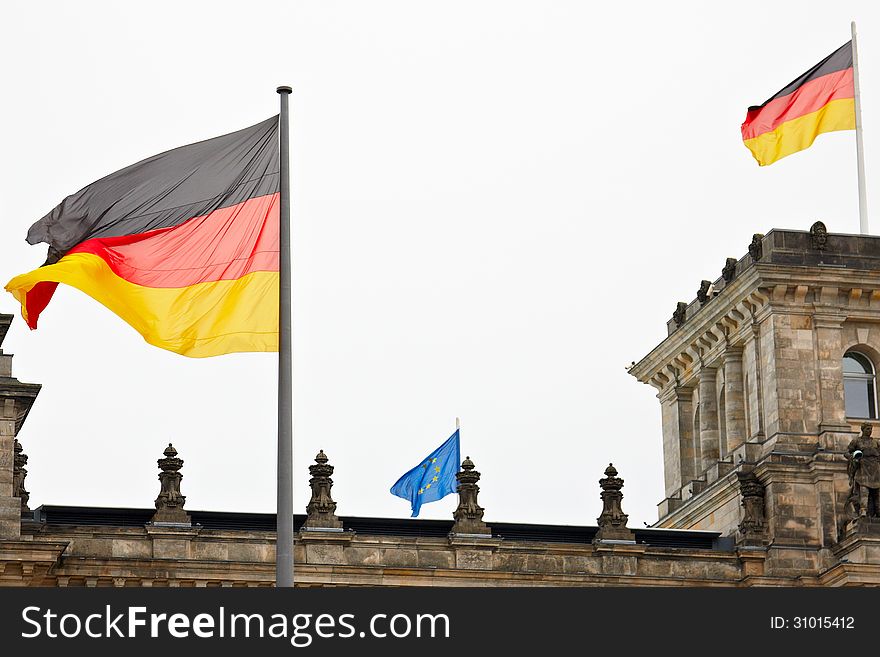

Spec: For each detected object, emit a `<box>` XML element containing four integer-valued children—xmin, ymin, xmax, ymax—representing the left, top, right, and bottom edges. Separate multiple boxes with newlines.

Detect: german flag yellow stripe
<box><xmin>5</xmin><ymin>253</ymin><xmax>278</xmax><ymax>358</ymax></box>
<box><xmin>743</xmin><ymin>97</ymin><xmax>855</xmax><ymax>166</ymax></box>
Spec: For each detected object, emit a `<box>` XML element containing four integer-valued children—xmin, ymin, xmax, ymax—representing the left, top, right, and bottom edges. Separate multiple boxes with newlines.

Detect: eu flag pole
<box><xmin>276</xmin><ymin>85</ymin><xmax>294</xmax><ymax>587</ymax></box>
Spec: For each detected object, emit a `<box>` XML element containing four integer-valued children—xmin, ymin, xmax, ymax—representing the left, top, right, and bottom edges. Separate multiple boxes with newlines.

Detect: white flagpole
<box><xmin>276</xmin><ymin>85</ymin><xmax>294</xmax><ymax>587</ymax></box>
<box><xmin>852</xmin><ymin>21</ymin><xmax>869</xmax><ymax>234</ymax></box>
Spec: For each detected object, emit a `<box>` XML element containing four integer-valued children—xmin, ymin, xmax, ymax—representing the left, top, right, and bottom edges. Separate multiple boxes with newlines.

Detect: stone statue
<box><xmin>748</xmin><ymin>233</ymin><xmax>764</xmax><ymax>261</ymax></box>
<box><xmin>672</xmin><ymin>302</ymin><xmax>687</xmax><ymax>328</ymax></box>
<box><xmin>736</xmin><ymin>470</ymin><xmax>768</xmax><ymax>546</ymax></box>
<box><xmin>13</xmin><ymin>438</ymin><xmax>30</xmax><ymax>512</ymax></box>
<box><xmin>847</xmin><ymin>423</ymin><xmax>880</xmax><ymax>519</ymax></box>
<box><xmin>809</xmin><ymin>220</ymin><xmax>828</xmax><ymax>251</ymax></box>
<box><xmin>722</xmin><ymin>257</ymin><xmax>738</xmax><ymax>283</ymax></box>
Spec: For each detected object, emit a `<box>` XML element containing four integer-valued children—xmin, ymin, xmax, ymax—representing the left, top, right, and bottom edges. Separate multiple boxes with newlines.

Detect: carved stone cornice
<box><xmin>631</xmin><ymin>264</ymin><xmax>880</xmax><ymax>395</ymax></box>
<box><xmin>447</xmin><ymin>534</ymin><xmax>502</xmax><ymax>549</ymax></box>
<box><xmin>298</xmin><ymin>529</ymin><xmax>354</xmax><ymax>544</ymax></box>
<box><xmin>630</xmin><ymin>267</ymin><xmax>765</xmax><ymax>392</ymax></box>
<box><xmin>0</xmin><ymin>539</ymin><xmax>68</xmax><ymax>584</ymax></box>
<box><xmin>0</xmin><ymin>314</ymin><xmax>11</xmax><ymax>350</ymax></box>
<box><xmin>636</xmin><ymin>227</ymin><xmax>880</xmax><ymax>391</ymax></box>
<box><xmin>0</xmin><ymin>381</ymin><xmax>41</xmax><ymax>437</ymax></box>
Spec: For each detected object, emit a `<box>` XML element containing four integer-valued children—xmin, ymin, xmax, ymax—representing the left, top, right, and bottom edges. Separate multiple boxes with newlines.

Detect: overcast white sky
<box><xmin>1</xmin><ymin>1</ymin><xmax>877</xmax><ymax>528</ymax></box>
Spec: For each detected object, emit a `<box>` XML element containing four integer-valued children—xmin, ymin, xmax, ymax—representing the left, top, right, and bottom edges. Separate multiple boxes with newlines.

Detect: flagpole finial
<box><xmin>277</xmin><ymin>85</ymin><xmax>292</xmax><ymax>94</ymax></box>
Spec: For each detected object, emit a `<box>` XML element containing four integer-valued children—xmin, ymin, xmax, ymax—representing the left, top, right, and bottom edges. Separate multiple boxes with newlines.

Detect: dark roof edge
<box><xmin>30</xmin><ymin>505</ymin><xmax>726</xmax><ymax>550</ymax></box>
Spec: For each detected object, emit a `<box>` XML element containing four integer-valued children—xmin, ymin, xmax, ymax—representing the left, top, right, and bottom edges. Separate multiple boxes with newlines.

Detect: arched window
<box><xmin>843</xmin><ymin>351</ymin><xmax>877</xmax><ymax>419</ymax></box>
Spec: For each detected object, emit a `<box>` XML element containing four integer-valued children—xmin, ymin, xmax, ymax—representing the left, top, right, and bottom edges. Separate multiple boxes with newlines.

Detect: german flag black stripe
<box><xmin>751</xmin><ymin>40</ymin><xmax>853</xmax><ymax>109</ymax></box>
<box><xmin>28</xmin><ymin>116</ymin><xmax>279</xmax><ymax>262</ymax></box>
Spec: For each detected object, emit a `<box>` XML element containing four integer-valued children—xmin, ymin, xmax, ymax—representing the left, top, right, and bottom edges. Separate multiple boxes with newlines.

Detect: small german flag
<box><xmin>5</xmin><ymin>117</ymin><xmax>280</xmax><ymax>358</ymax></box>
<box><xmin>742</xmin><ymin>41</ymin><xmax>855</xmax><ymax>166</ymax></box>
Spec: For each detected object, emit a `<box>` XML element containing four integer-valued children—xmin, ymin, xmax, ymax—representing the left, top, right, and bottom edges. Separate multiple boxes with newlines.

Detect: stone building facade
<box><xmin>629</xmin><ymin>223</ymin><xmax>880</xmax><ymax>583</ymax></box>
<box><xmin>3</xmin><ymin>223</ymin><xmax>880</xmax><ymax>586</ymax></box>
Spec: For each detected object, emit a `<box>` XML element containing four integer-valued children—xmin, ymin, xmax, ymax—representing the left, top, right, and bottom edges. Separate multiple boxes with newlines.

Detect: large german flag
<box><xmin>5</xmin><ymin>116</ymin><xmax>280</xmax><ymax>357</ymax></box>
<box><xmin>742</xmin><ymin>41</ymin><xmax>855</xmax><ymax>166</ymax></box>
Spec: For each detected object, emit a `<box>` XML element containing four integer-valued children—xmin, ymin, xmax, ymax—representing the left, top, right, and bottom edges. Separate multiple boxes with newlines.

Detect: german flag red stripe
<box><xmin>741</xmin><ymin>68</ymin><xmax>853</xmax><ymax>140</ymax></box>
<box><xmin>742</xmin><ymin>41</ymin><xmax>855</xmax><ymax>166</ymax></box>
<box><xmin>5</xmin><ymin>117</ymin><xmax>280</xmax><ymax>357</ymax></box>
<box><xmin>68</xmin><ymin>193</ymin><xmax>279</xmax><ymax>288</ymax></box>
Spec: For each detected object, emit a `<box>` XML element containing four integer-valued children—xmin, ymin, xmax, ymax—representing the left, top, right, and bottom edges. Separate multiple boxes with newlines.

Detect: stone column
<box><xmin>659</xmin><ymin>386</ymin><xmax>696</xmax><ymax>497</ymax></box>
<box><xmin>722</xmin><ymin>348</ymin><xmax>747</xmax><ymax>455</ymax></box>
<box><xmin>814</xmin><ymin>314</ymin><xmax>849</xmax><ymax>433</ymax></box>
<box><xmin>0</xmin><ymin>399</ymin><xmax>17</xmax><ymax>538</ymax></box>
<box><xmin>698</xmin><ymin>366</ymin><xmax>720</xmax><ymax>472</ymax></box>
<box><xmin>742</xmin><ymin>327</ymin><xmax>765</xmax><ymax>442</ymax></box>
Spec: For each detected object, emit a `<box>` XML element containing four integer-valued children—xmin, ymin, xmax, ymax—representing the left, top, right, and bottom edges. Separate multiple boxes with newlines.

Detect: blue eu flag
<box><xmin>390</xmin><ymin>429</ymin><xmax>461</xmax><ymax>517</ymax></box>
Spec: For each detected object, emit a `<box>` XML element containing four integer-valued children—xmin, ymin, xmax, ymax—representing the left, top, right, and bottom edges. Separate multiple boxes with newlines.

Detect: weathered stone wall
<box><xmin>0</xmin><ymin>517</ymin><xmax>878</xmax><ymax>586</ymax></box>
<box><xmin>0</xmin><ymin>522</ymin><xmax>812</xmax><ymax>587</ymax></box>
<box><xmin>630</xmin><ymin>228</ymin><xmax>880</xmax><ymax>555</ymax></box>
<box><xmin>770</xmin><ymin>311</ymin><xmax>819</xmax><ymax>437</ymax></box>
<box><xmin>0</xmin><ymin>315</ymin><xmax>39</xmax><ymax>540</ymax></box>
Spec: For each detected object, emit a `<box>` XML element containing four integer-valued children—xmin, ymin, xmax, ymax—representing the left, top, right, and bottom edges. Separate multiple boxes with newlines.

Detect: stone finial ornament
<box><xmin>12</xmin><ymin>438</ymin><xmax>29</xmax><ymax>512</ymax></box>
<box><xmin>736</xmin><ymin>471</ymin><xmax>768</xmax><ymax>546</ymax></box>
<box><xmin>303</xmin><ymin>450</ymin><xmax>342</xmax><ymax>529</ymax></box>
<box><xmin>151</xmin><ymin>443</ymin><xmax>191</xmax><ymax>525</ymax></box>
<box><xmin>722</xmin><ymin>257</ymin><xmax>738</xmax><ymax>283</ymax></box>
<box><xmin>748</xmin><ymin>234</ymin><xmax>764</xmax><ymax>262</ymax></box>
<box><xmin>672</xmin><ymin>302</ymin><xmax>687</xmax><ymax>328</ymax></box>
<box><xmin>697</xmin><ymin>280</ymin><xmax>713</xmax><ymax>305</ymax></box>
<box><xmin>451</xmin><ymin>456</ymin><xmax>490</xmax><ymax>536</ymax></box>
<box><xmin>594</xmin><ymin>463</ymin><xmax>635</xmax><ymax>543</ymax></box>
<box><xmin>810</xmin><ymin>221</ymin><xmax>828</xmax><ymax>251</ymax></box>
